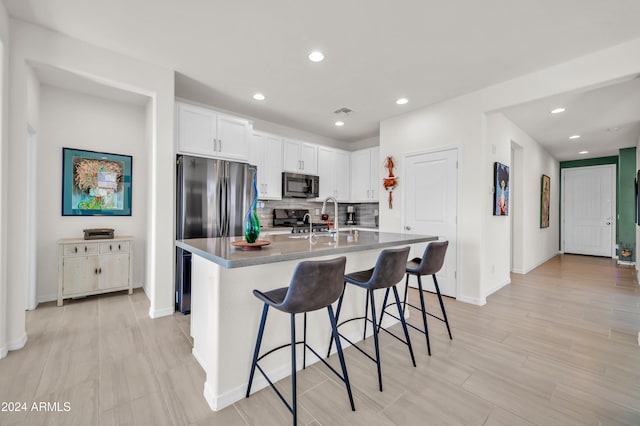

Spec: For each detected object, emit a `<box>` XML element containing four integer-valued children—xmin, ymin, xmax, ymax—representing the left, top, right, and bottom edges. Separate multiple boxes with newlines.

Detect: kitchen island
<box><xmin>176</xmin><ymin>230</ymin><xmax>437</xmax><ymax>411</ymax></box>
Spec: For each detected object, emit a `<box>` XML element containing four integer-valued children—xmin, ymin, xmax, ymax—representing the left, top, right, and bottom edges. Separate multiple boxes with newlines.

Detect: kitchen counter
<box><xmin>179</xmin><ymin>230</ymin><xmax>437</xmax><ymax>412</ymax></box>
<box><xmin>176</xmin><ymin>230</ymin><xmax>430</xmax><ymax>268</ymax></box>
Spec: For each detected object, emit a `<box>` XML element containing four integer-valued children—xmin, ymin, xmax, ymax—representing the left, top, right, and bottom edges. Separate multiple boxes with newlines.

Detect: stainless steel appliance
<box><xmin>282</xmin><ymin>172</ymin><xmax>319</xmax><ymax>198</ymax></box>
<box><xmin>176</xmin><ymin>155</ymin><xmax>256</xmax><ymax>314</ymax></box>
<box><xmin>346</xmin><ymin>205</ymin><xmax>357</xmax><ymax>225</ymax></box>
<box><xmin>273</xmin><ymin>209</ymin><xmax>330</xmax><ymax>233</ymax></box>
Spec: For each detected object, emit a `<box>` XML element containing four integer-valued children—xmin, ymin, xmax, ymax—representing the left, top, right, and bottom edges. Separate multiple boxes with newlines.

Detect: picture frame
<box><xmin>62</xmin><ymin>148</ymin><xmax>132</xmax><ymax>216</ymax></box>
<box><xmin>540</xmin><ymin>174</ymin><xmax>550</xmax><ymax>228</ymax></box>
<box><xmin>493</xmin><ymin>162</ymin><xmax>510</xmax><ymax>216</ymax></box>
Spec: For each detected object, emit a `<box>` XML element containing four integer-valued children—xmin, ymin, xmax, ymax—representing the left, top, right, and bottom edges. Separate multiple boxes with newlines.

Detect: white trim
<box><xmin>0</xmin><ymin>345</ymin><xmax>7</xmax><ymax>359</ymax></box>
<box><xmin>511</xmin><ymin>252</ymin><xmax>559</xmax><ymax>275</ymax></box>
<box><xmin>149</xmin><ymin>305</ymin><xmax>174</xmax><ymax>319</ymax></box>
<box><xmin>36</xmin><ymin>282</ymin><xmax>145</xmax><ymax>305</ymax></box>
<box><xmin>192</xmin><ymin>347</ymin><xmax>207</xmax><ymax>371</ymax></box>
<box><xmin>7</xmin><ymin>332</ymin><xmax>27</xmax><ymax>351</ymax></box>
<box><xmin>26</xmin><ymin>123</ymin><xmax>37</xmax><ymax>311</ymax></box>
<box><xmin>457</xmin><ymin>295</ymin><xmax>486</xmax><ymax>306</ymax></box>
<box><xmin>483</xmin><ymin>278</ymin><xmax>511</xmax><ymax>299</ymax></box>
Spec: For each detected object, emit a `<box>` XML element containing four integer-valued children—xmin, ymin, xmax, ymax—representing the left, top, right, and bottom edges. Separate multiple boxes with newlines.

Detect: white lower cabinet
<box><xmin>58</xmin><ymin>237</ymin><xmax>133</xmax><ymax>306</ymax></box>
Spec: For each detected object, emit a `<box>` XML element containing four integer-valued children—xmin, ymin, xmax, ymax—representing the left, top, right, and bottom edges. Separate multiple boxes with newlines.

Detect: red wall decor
<box><xmin>383</xmin><ymin>156</ymin><xmax>398</xmax><ymax>209</ymax></box>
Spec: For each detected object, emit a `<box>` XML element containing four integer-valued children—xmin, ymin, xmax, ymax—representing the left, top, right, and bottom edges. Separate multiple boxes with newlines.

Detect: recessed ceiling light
<box><xmin>569</xmin><ymin>134</ymin><xmax>580</xmax><ymax>140</ymax></box>
<box><xmin>579</xmin><ymin>150</ymin><xmax>589</xmax><ymax>155</ymax></box>
<box><xmin>308</xmin><ymin>51</ymin><xmax>325</xmax><ymax>62</ymax></box>
<box><xmin>396</xmin><ymin>98</ymin><xmax>409</xmax><ymax>105</ymax></box>
<box><xmin>551</xmin><ymin>107</ymin><xmax>566</xmax><ymax>114</ymax></box>
<box><xmin>253</xmin><ymin>93</ymin><xmax>265</xmax><ymax>101</ymax></box>
<box><xmin>335</xmin><ymin>121</ymin><xmax>345</xmax><ymax>127</ymax></box>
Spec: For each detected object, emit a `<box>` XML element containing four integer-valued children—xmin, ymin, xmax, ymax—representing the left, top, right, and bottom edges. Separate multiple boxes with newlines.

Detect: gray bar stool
<box><xmin>327</xmin><ymin>247</ymin><xmax>415</xmax><ymax>392</ymax></box>
<box><xmin>380</xmin><ymin>240</ymin><xmax>450</xmax><ymax>356</ymax></box>
<box><xmin>246</xmin><ymin>257</ymin><xmax>355</xmax><ymax>426</ymax></box>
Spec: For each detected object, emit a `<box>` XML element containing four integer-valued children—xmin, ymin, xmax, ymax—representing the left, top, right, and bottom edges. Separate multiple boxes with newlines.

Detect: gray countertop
<box><xmin>176</xmin><ymin>230</ymin><xmax>437</xmax><ymax>268</ymax></box>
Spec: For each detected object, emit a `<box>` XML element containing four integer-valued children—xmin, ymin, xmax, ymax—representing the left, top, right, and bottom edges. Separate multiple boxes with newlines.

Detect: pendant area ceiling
<box><xmin>4</xmin><ymin>0</ymin><xmax>640</xmax><ymax>152</ymax></box>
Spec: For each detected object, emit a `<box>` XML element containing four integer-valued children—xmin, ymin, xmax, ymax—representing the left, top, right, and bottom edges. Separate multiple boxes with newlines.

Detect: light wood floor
<box><xmin>1</xmin><ymin>254</ymin><xmax>639</xmax><ymax>425</ymax></box>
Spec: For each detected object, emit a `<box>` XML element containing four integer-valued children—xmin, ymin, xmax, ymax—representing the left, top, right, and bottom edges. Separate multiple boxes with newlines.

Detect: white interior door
<box><xmin>403</xmin><ymin>148</ymin><xmax>458</xmax><ymax>297</ymax></box>
<box><xmin>562</xmin><ymin>165</ymin><xmax>615</xmax><ymax>257</ymax></box>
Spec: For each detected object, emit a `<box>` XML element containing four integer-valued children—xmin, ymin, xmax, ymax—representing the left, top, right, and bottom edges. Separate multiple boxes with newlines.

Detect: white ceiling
<box><xmin>4</xmin><ymin>0</ymin><xmax>640</xmax><ymax>157</ymax></box>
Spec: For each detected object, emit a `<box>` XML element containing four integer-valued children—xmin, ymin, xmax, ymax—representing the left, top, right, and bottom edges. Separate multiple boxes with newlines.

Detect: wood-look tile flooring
<box><xmin>1</xmin><ymin>254</ymin><xmax>639</xmax><ymax>425</ymax></box>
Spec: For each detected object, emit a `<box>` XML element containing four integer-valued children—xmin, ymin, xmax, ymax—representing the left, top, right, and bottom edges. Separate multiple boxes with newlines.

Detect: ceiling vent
<box><xmin>333</xmin><ymin>107</ymin><xmax>354</xmax><ymax>115</ymax></box>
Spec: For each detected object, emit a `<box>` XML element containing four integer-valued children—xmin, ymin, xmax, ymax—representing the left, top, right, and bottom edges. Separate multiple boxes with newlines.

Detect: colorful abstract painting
<box><xmin>62</xmin><ymin>148</ymin><xmax>132</xmax><ymax>216</ymax></box>
<box><xmin>493</xmin><ymin>162</ymin><xmax>510</xmax><ymax>216</ymax></box>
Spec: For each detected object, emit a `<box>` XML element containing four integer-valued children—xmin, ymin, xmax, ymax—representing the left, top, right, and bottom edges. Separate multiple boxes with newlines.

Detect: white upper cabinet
<box><xmin>176</xmin><ymin>102</ymin><xmax>249</xmax><ymax>162</ymax></box>
<box><xmin>282</xmin><ymin>139</ymin><xmax>318</xmax><ymax>174</ymax></box>
<box><xmin>317</xmin><ymin>146</ymin><xmax>350</xmax><ymax>202</ymax></box>
<box><xmin>350</xmin><ymin>147</ymin><xmax>380</xmax><ymax>202</ymax></box>
<box><xmin>249</xmin><ymin>131</ymin><xmax>283</xmax><ymax>200</ymax></box>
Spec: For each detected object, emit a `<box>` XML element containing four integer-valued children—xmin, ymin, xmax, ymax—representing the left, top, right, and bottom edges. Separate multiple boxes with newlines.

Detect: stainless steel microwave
<box><xmin>282</xmin><ymin>172</ymin><xmax>319</xmax><ymax>198</ymax></box>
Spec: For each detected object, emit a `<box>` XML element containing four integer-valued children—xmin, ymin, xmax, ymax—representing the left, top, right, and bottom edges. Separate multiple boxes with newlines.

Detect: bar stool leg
<box><xmin>393</xmin><ymin>285</ymin><xmax>416</xmax><ymax>367</ymax></box>
<box><xmin>363</xmin><ymin>290</ymin><xmax>370</xmax><ymax>340</ymax></box>
<box><xmin>416</xmin><ymin>275</ymin><xmax>432</xmax><ymax>356</ymax></box>
<box><xmin>433</xmin><ymin>275</ymin><xmax>452</xmax><ymax>340</ymax></box>
<box><xmin>402</xmin><ymin>274</ymin><xmax>410</xmax><ymax>315</ymax></box>
<box><xmin>376</xmin><ymin>288</ymin><xmax>391</xmax><ymax>335</ymax></box>
<box><xmin>368</xmin><ymin>289</ymin><xmax>383</xmax><ymax>392</ymax></box>
<box><xmin>303</xmin><ymin>312</ymin><xmax>307</xmax><ymax>369</ymax></box>
<box><xmin>327</xmin><ymin>305</ymin><xmax>356</xmax><ymax>411</ymax></box>
<box><xmin>290</xmin><ymin>313</ymin><xmax>297</xmax><ymax>426</ymax></box>
<box><xmin>327</xmin><ymin>283</ymin><xmax>346</xmax><ymax>358</ymax></box>
<box><xmin>246</xmin><ymin>304</ymin><xmax>269</xmax><ymax>397</ymax></box>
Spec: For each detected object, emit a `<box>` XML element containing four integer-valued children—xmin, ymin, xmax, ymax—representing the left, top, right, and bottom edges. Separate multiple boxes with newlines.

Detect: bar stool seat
<box><xmin>381</xmin><ymin>240</ymin><xmax>450</xmax><ymax>356</ymax></box>
<box><xmin>246</xmin><ymin>256</ymin><xmax>355</xmax><ymax>426</ymax></box>
<box><xmin>328</xmin><ymin>247</ymin><xmax>415</xmax><ymax>392</ymax></box>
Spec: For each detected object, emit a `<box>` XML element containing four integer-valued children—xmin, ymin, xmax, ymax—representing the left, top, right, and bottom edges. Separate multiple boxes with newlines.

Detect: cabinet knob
<box><xmin>118</xmin><ymin>244</ymin><xmax>121</xmax><ymax>250</ymax></box>
<box><xmin>74</xmin><ymin>247</ymin><xmax>78</xmax><ymax>253</ymax></box>
<box><xmin>99</xmin><ymin>268</ymin><xmax>102</xmax><ymax>274</ymax></box>
<box><xmin>405</xmin><ymin>226</ymin><xmax>412</xmax><ymax>231</ymax></box>
<box><xmin>84</xmin><ymin>246</ymin><xmax>87</xmax><ymax>252</ymax></box>
<box><xmin>109</xmin><ymin>244</ymin><xmax>112</xmax><ymax>251</ymax></box>
<box><xmin>95</xmin><ymin>268</ymin><xmax>98</xmax><ymax>274</ymax></box>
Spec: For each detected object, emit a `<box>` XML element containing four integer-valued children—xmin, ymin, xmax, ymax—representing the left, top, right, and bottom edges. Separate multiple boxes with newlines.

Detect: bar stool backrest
<box><xmin>416</xmin><ymin>240</ymin><xmax>449</xmax><ymax>275</ymax></box>
<box><xmin>368</xmin><ymin>247</ymin><xmax>411</xmax><ymax>289</ymax></box>
<box><xmin>281</xmin><ymin>256</ymin><xmax>347</xmax><ymax>314</ymax></box>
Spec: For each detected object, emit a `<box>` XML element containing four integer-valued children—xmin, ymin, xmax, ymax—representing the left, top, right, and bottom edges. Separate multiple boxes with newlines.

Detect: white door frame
<box><xmin>560</xmin><ymin>164</ymin><xmax>617</xmax><ymax>257</ymax></box>
<box><xmin>26</xmin><ymin>123</ymin><xmax>37</xmax><ymax>310</ymax></box>
<box><xmin>401</xmin><ymin>145</ymin><xmax>462</xmax><ymax>299</ymax></box>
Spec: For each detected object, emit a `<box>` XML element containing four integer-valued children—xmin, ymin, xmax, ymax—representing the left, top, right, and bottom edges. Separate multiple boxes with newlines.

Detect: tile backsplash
<box><xmin>257</xmin><ymin>199</ymin><xmax>379</xmax><ymax>228</ymax></box>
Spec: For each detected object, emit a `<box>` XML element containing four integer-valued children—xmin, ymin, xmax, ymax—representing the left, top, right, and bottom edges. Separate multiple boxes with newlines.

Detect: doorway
<box><xmin>561</xmin><ymin>165</ymin><xmax>616</xmax><ymax>257</ymax></box>
<box><xmin>403</xmin><ymin>147</ymin><xmax>459</xmax><ymax>297</ymax></box>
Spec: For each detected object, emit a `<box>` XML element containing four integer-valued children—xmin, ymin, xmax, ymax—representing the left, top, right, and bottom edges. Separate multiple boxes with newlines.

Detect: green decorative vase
<box><xmin>244</xmin><ymin>170</ymin><xmax>260</xmax><ymax>243</ymax></box>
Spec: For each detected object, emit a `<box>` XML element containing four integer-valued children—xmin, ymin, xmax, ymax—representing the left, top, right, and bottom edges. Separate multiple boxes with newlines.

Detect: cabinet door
<box><xmin>317</xmin><ymin>147</ymin><xmax>335</xmax><ymax>199</ymax></box>
<box><xmin>177</xmin><ymin>103</ymin><xmax>217</xmax><ymax>156</ymax></box>
<box><xmin>99</xmin><ymin>254</ymin><xmax>130</xmax><ymax>290</ymax></box>
<box><xmin>62</xmin><ymin>256</ymin><xmax>99</xmax><ymax>295</ymax></box>
<box><xmin>300</xmin><ymin>143</ymin><xmax>318</xmax><ymax>174</ymax></box>
<box><xmin>249</xmin><ymin>132</ymin><xmax>266</xmax><ymax>196</ymax></box>
<box><xmin>263</xmin><ymin>135</ymin><xmax>283</xmax><ymax>199</ymax></box>
<box><xmin>335</xmin><ymin>150</ymin><xmax>350</xmax><ymax>202</ymax></box>
<box><xmin>370</xmin><ymin>147</ymin><xmax>380</xmax><ymax>201</ymax></box>
<box><xmin>216</xmin><ymin>114</ymin><xmax>249</xmax><ymax>161</ymax></box>
<box><xmin>282</xmin><ymin>139</ymin><xmax>302</xmax><ymax>172</ymax></box>
<box><xmin>350</xmin><ymin>149</ymin><xmax>371</xmax><ymax>202</ymax></box>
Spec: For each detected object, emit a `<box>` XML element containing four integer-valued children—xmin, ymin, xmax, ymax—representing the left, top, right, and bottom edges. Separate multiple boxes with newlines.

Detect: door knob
<box><xmin>405</xmin><ymin>226</ymin><xmax>412</xmax><ymax>231</ymax></box>
<box><xmin>605</xmin><ymin>221</ymin><xmax>611</xmax><ymax>225</ymax></box>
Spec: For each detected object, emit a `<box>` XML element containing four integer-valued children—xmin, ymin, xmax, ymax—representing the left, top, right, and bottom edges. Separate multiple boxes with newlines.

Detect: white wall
<box><xmin>5</xmin><ymin>19</ymin><xmax>174</xmax><ymax>354</ymax></box>
<box><xmin>36</xmin><ymin>85</ymin><xmax>147</xmax><ymax>301</ymax></box>
<box><xmin>381</xmin><ymin>37</ymin><xmax>640</xmax><ymax>304</ymax></box>
<box><xmin>0</xmin><ymin>0</ymin><xmax>10</xmax><ymax>359</ymax></box>
<box><xmin>486</xmin><ymin>113</ymin><xmax>559</xmax><ymax>282</ymax></box>
<box><xmin>637</xmin><ymin>134</ymin><xmax>640</xmax><ymax>282</ymax></box>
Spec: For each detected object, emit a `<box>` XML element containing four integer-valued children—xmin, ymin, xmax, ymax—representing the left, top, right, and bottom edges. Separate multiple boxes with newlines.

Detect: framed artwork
<box><xmin>636</xmin><ymin>170</ymin><xmax>639</xmax><ymax>225</ymax></box>
<box><xmin>493</xmin><ymin>162</ymin><xmax>510</xmax><ymax>216</ymax></box>
<box><xmin>540</xmin><ymin>174</ymin><xmax>550</xmax><ymax>228</ymax></box>
<box><xmin>62</xmin><ymin>148</ymin><xmax>132</xmax><ymax>216</ymax></box>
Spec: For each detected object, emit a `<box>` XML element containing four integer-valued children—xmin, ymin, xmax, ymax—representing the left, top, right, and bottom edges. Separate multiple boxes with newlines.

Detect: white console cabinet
<box><xmin>57</xmin><ymin>236</ymin><xmax>133</xmax><ymax>306</ymax></box>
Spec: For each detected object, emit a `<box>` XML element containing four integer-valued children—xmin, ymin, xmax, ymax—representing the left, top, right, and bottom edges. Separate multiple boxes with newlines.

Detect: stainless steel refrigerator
<box><xmin>176</xmin><ymin>155</ymin><xmax>256</xmax><ymax>314</ymax></box>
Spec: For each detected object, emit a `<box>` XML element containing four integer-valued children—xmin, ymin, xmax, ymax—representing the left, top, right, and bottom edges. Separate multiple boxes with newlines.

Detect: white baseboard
<box><xmin>192</xmin><ymin>347</ymin><xmax>207</xmax><ymax>372</ymax></box>
<box><xmin>514</xmin><ymin>252</ymin><xmax>559</xmax><ymax>275</ymax></box>
<box><xmin>483</xmin><ymin>278</ymin><xmax>511</xmax><ymax>299</ymax></box>
<box><xmin>149</xmin><ymin>305</ymin><xmax>175</xmax><ymax>319</ymax></box>
<box><xmin>36</xmin><ymin>283</ymin><xmax>144</xmax><ymax>305</ymax></box>
<box><xmin>0</xmin><ymin>344</ymin><xmax>7</xmax><ymax>359</ymax></box>
<box><xmin>7</xmin><ymin>332</ymin><xmax>27</xmax><ymax>351</ymax></box>
<box><xmin>457</xmin><ymin>295</ymin><xmax>486</xmax><ymax>306</ymax></box>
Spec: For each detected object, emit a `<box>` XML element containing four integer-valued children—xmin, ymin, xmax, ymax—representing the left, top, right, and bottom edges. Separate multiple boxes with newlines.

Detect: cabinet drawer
<box><xmin>99</xmin><ymin>241</ymin><xmax>130</xmax><ymax>254</ymax></box>
<box><xmin>63</xmin><ymin>243</ymin><xmax>98</xmax><ymax>256</ymax></box>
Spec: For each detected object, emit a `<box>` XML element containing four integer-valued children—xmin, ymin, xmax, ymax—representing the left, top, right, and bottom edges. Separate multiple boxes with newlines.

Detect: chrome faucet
<box><xmin>321</xmin><ymin>196</ymin><xmax>339</xmax><ymax>232</ymax></box>
<box><xmin>303</xmin><ymin>212</ymin><xmax>312</xmax><ymax>234</ymax></box>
